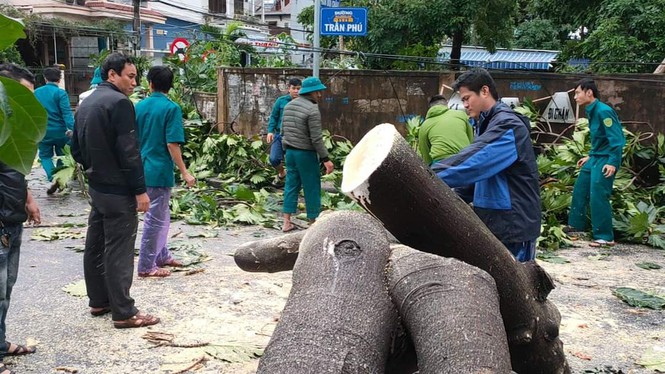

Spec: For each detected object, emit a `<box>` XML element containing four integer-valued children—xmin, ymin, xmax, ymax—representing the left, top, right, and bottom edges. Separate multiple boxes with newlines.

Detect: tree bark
<box><xmin>387</xmin><ymin>245</ymin><xmax>512</xmax><ymax>373</ymax></box>
<box><xmin>233</xmin><ymin>230</ymin><xmax>304</xmax><ymax>272</ymax></box>
<box><xmin>256</xmin><ymin>211</ymin><xmax>398</xmax><ymax>374</ymax></box>
<box><xmin>341</xmin><ymin>123</ymin><xmax>570</xmax><ymax>374</ymax></box>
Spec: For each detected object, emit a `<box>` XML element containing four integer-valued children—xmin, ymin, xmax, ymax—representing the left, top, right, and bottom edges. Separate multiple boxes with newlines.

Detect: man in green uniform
<box><xmin>266</xmin><ymin>78</ymin><xmax>301</xmax><ymax>186</ymax></box>
<box><xmin>34</xmin><ymin>66</ymin><xmax>74</xmax><ymax>194</ymax></box>
<box><xmin>418</xmin><ymin>94</ymin><xmax>473</xmax><ymax>165</ymax></box>
<box><xmin>568</xmin><ymin>78</ymin><xmax>625</xmax><ymax>247</ymax></box>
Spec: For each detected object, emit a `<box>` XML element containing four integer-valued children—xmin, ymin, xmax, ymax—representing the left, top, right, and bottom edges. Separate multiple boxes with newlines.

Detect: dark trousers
<box><xmin>84</xmin><ymin>188</ymin><xmax>139</xmax><ymax>321</ymax></box>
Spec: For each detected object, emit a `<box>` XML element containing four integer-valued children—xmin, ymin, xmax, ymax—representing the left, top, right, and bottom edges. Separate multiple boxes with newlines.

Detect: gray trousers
<box><xmin>83</xmin><ymin>188</ymin><xmax>139</xmax><ymax>321</ymax></box>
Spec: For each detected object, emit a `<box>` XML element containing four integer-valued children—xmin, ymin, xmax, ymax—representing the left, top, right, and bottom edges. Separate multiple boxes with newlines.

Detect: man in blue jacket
<box><xmin>266</xmin><ymin>78</ymin><xmax>301</xmax><ymax>186</ymax></box>
<box><xmin>34</xmin><ymin>66</ymin><xmax>74</xmax><ymax>194</ymax></box>
<box><xmin>432</xmin><ymin>69</ymin><xmax>541</xmax><ymax>262</ymax></box>
<box><xmin>568</xmin><ymin>78</ymin><xmax>625</xmax><ymax>247</ymax></box>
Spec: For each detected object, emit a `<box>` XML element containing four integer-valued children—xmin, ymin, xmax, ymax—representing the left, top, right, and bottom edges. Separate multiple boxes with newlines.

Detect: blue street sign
<box><xmin>320</xmin><ymin>7</ymin><xmax>368</xmax><ymax>36</ymax></box>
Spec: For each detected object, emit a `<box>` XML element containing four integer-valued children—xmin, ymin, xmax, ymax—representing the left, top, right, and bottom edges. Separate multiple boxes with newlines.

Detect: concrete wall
<box><xmin>218</xmin><ymin>68</ymin><xmax>446</xmax><ymax>143</ymax></box>
<box><xmin>217</xmin><ymin>68</ymin><xmax>665</xmax><ymax>143</ymax></box>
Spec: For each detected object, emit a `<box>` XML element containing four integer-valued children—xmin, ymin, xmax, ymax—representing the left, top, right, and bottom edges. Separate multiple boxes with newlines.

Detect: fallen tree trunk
<box><xmin>233</xmin><ymin>230</ymin><xmax>304</xmax><ymax>272</ymax></box>
<box><xmin>256</xmin><ymin>211</ymin><xmax>398</xmax><ymax>373</ymax></box>
<box><xmin>341</xmin><ymin>123</ymin><xmax>570</xmax><ymax>374</ymax></box>
<box><xmin>387</xmin><ymin>245</ymin><xmax>512</xmax><ymax>373</ymax></box>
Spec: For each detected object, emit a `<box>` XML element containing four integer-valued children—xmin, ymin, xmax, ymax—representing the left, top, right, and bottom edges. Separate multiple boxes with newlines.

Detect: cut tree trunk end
<box><xmin>341</xmin><ymin>123</ymin><xmax>570</xmax><ymax>374</ymax></box>
<box><xmin>388</xmin><ymin>245</ymin><xmax>512</xmax><ymax>373</ymax></box>
<box><xmin>256</xmin><ymin>210</ymin><xmax>398</xmax><ymax>374</ymax></box>
<box><xmin>233</xmin><ymin>230</ymin><xmax>305</xmax><ymax>272</ymax></box>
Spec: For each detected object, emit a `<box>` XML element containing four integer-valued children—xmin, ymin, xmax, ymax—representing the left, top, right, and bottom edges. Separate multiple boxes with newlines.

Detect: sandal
<box><xmin>282</xmin><ymin>224</ymin><xmax>298</xmax><ymax>233</ymax></box>
<box><xmin>5</xmin><ymin>341</ymin><xmax>36</xmax><ymax>356</ymax></box>
<box><xmin>138</xmin><ymin>268</ymin><xmax>171</xmax><ymax>278</ymax></box>
<box><xmin>90</xmin><ymin>307</ymin><xmax>111</xmax><ymax>317</ymax></box>
<box><xmin>161</xmin><ymin>258</ymin><xmax>183</xmax><ymax>268</ymax></box>
<box><xmin>113</xmin><ymin>313</ymin><xmax>160</xmax><ymax>329</ymax></box>
<box><xmin>589</xmin><ymin>239</ymin><xmax>616</xmax><ymax>247</ymax></box>
<box><xmin>0</xmin><ymin>364</ymin><xmax>14</xmax><ymax>374</ymax></box>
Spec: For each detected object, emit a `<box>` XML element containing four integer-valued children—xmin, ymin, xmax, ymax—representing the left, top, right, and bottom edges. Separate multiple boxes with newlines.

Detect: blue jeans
<box><xmin>138</xmin><ymin>187</ymin><xmax>174</xmax><ymax>274</ymax></box>
<box><xmin>504</xmin><ymin>239</ymin><xmax>537</xmax><ymax>262</ymax></box>
<box><xmin>269</xmin><ymin>134</ymin><xmax>284</xmax><ymax>167</ymax></box>
<box><xmin>0</xmin><ymin>223</ymin><xmax>22</xmax><ymax>361</ymax></box>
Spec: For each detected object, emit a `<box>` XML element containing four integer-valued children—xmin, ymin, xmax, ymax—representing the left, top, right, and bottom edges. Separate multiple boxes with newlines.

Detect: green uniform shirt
<box><xmin>418</xmin><ymin>105</ymin><xmax>473</xmax><ymax>165</ymax></box>
<box><xmin>586</xmin><ymin>99</ymin><xmax>625</xmax><ymax>168</ymax></box>
<box><xmin>34</xmin><ymin>82</ymin><xmax>74</xmax><ymax>142</ymax></box>
<box><xmin>267</xmin><ymin>94</ymin><xmax>292</xmax><ymax>134</ymax></box>
<box><xmin>135</xmin><ymin>92</ymin><xmax>185</xmax><ymax>187</ymax></box>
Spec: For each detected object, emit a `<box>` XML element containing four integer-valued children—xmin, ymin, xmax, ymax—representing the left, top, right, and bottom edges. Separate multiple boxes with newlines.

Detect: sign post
<box><xmin>313</xmin><ymin>0</ymin><xmax>321</xmax><ymax>78</ymax></box>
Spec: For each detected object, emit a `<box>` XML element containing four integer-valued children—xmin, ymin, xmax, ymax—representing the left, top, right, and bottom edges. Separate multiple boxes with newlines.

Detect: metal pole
<box><xmin>252</xmin><ymin>0</ymin><xmax>255</xmax><ymax>17</ymax></box>
<box><xmin>132</xmin><ymin>0</ymin><xmax>141</xmax><ymax>56</ymax></box>
<box><xmin>313</xmin><ymin>0</ymin><xmax>320</xmax><ymax>77</ymax></box>
<box><xmin>53</xmin><ymin>29</ymin><xmax>58</xmax><ymax>64</ymax></box>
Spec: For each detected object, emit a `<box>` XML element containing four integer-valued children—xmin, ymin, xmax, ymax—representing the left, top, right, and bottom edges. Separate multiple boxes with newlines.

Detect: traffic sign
<box><xmin>320</xmin><ymin>7</ymin><xmax>367</xmax><ymax>36</ymax></box>
<box><xmin>170</xmin><ymin>37</ymin><xmax>190</xmax><ymax>61</ymax></box>
<box><xmin>321</xmin><ymin>0</ymin><xmax>340</xmax><ymax>7</ymax></box>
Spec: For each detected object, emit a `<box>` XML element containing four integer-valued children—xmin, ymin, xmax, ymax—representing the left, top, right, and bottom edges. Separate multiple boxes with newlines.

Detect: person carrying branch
<box><xmin>567</xmin><ymin>78</ymin><xmax>625</xmax><ymax>247</ymax></box>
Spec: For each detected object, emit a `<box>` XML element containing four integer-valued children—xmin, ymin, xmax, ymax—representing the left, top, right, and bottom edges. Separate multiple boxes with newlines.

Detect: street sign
<box><xmin>170</xmin><ymin>37</ymin><xmax>190</xmax><ymax>61</ymax></box>
<box><xmin>544</xmin><ymin>92</ymin><xmax>575</xmax><ymax>123</ymax></box>
<box><xmin>321</xmin><ymin>0</ymin><xmax>341</xmax><ymax>7</ymax></box>
<box><xmin>320</xmin><ymin>7</ymin><xmax>367</xmax><ymax>36</ymax></box>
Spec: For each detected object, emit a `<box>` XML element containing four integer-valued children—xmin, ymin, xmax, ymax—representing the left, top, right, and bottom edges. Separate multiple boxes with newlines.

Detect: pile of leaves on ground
<box><xmin>518</xmin><ymin>101</ymin><xmax>665</xmax><ymax>251</ymax></box>
<box><xmin>171</xmin><ymin>120</ymin><xmax>358</xmax><ymax>227</ymax></box>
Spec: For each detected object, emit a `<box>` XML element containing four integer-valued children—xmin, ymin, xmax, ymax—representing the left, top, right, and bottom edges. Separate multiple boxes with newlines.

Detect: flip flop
<box><xmin>282</xmin><ymin>224</ymin><xmax>298</xmax><ymax>233</ymax></box>
<box><xmin>161</xmin><ymin>258</ymin><xmax>184</xmax><ymax>267</ymax></box>
<box><xmin>90</xmin><ymin>307</ymin><xmax>111</xmax><ymax>317</ymax></box>
<box><xmin>113</xmin><ymin>313</ymin><xmax>160</xmax><ymax>329</ymax></box>
<box><xmin>5</xmin><ymin>341</ymin><xmax>36</xmax><ymax>356</ymax></box>
<box><xmin>589</xmin><ymin>240</ymin><xmax>616</xmax><ymax>247</ymax></box>
<box><xmin>0</xmin><ymin>364</ymin><xmax>15</xmax><ymax>374</ymax></box>
<box><xmin>138</xmin><ymin>268</ymin><xmax>171</xmax><ymax>278</ymax></box>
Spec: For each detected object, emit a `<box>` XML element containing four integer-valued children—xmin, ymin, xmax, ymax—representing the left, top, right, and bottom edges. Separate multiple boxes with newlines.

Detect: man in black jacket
<box><xmin>0</xmin><ymin>63</ymin><xmax>41</xmax><ymax>373</ymax></box>
<box><xmin>72</xmin><ymin>53</ymin><xmax>159</xmax><ymax>329</ymax></box>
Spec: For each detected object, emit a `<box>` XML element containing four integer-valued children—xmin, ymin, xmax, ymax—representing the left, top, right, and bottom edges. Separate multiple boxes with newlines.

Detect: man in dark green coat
<box><xmin>568</xmin><ymin>78</ymin><xmax>625</xmax><ymax>247</ymax></box>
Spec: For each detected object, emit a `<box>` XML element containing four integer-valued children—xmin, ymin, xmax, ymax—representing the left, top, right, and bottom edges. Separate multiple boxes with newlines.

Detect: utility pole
<box><xmin>132</xmin><ymin>0</ymin><xmax>141</xmax><ymax>56</ymax></box>
<box><xmin>313</xmin><ymin>0</ymin><xmax>320</xmax><ymax>77</ymax></box>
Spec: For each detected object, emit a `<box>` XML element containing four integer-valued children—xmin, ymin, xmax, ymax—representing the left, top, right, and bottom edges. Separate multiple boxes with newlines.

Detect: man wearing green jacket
<box><xmin>266</xmin><ymin>78</ymin><xmax>301</xmax><ymax>186</ymax></box>
<box><xmin>418</xmin><ymin>94</ymin><xmax>473</xmax><ymax>165</ymax></box>
<box><xmin>568</xmin><ymin>78</ymin><xmax>626</xmax><ymax>247</ymax></box>
<box><xmin>34</xmin><ymin>66</ymin><xmax>74</xmax><ymax>194</ymax></box>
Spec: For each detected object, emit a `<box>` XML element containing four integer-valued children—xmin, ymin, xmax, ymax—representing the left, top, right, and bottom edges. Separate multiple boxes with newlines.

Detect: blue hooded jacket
<box><xmin>431</xmin><ymin>102</ymin><xmax>541</xmax><ymax>244</ymax></box>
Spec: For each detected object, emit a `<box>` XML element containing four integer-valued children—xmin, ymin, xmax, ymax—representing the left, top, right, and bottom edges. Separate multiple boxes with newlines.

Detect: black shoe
<box><xmin>562</xmin><ymin>225</ymin><xmax>579</xmax><ymax>234</ymax></box>
<box><xmin>47</xmin><ymin>182</ymin><xmax>59</xmax><ymax>195</ymax></box>
<box><xmin>272</xmin><ymin>175</ymin><xmax>285</xmax><ymax>187</ymax></box>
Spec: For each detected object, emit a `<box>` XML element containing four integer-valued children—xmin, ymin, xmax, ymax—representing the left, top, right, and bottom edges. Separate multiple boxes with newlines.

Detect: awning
<box><xmin>438</xmin><ymin>46</ymin><xmax>559</xmax><ymax>71</ymax></box>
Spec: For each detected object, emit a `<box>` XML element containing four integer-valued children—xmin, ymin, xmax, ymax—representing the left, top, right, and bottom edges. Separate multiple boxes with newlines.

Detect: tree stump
<box><xmin>341</xmin><ymin>123</ymin><xmax>570</xmax><ymax>373</ymax></box>
<box><xmin>256</xmin><ymin>211</ymin><xmax>398</xmax><ymax>374</ymax></box>
<box><xmin>387</xmin><ymin>245</ymin><xmax>512</xmax><ymax>373</ymax></box>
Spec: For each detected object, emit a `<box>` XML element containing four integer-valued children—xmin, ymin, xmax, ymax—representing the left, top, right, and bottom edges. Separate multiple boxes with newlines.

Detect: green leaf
<box><xmin>637</xmin><ymin>345</ymin><xmax>665</xmax><ymax>371</ymax></box>
<box><xmin>0</xmin><ymin>82</ymin><xmax>10</xmax><ymax>145</ymax></box>
<box><xmin>0</xmin><ymin>14</ymin><xmax>26</xmax><ymax>51</ymax></box>
<box><xmin>234</xmin><ymin>185</ymin><xmax>256</xmax><ymax>201</ymax></box>
<box><xmin>62</xmin><ymin>280</ymin><xmax>87</xmax><ymax>297</ymax></box>
<box><xmin>612</xmin><ymin>287</ymin><xmax>665</xmax><ymax>310</ymax></box>
<box><xmin>636</xmin><ymin>262</ymin><xmax>662</xmax><ymax>270</ymax></box>
<box><xmin>0</xmin><ymin>77</ymin><xmax>47</xmax><ymax>174</ymax></box>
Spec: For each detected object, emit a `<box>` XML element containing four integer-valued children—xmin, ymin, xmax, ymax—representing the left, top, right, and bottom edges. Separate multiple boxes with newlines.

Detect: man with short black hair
<box><xmin>568</xmin><ymin>78</ymin><xmax>625</xmax><ymax>247</ymax></box>
<box><xmin>135</xmin><ymin>66</ymin><xmax>195</xmax><ymax>278</ymax></box>
<box><xmin>0</xmin><ymin>62</ymin><xmax>41</xmax><ymax>374</ymax></box>
<box><xmin>34</xmin><ymin>65</ymin><xmax>74</xmax><ymax>194</ymax></box>
<box><xmin>418</xmin><ymin>94</ymin><xmax>473</xmax><ymax>165</ymax></box>
<box><xmin>432</xmin><ymin>68</ymin><xmax>541</xmax><ymax>262</ymax></box>
<box><xmin>72</xmin><ymin>52</ymin><xmax>159</xmax><ymax>329</ymax></box>
<box><xmin>266</xmin><ymin>78</ymin><xmax>302</xmax><ymax>186</ymax></box>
